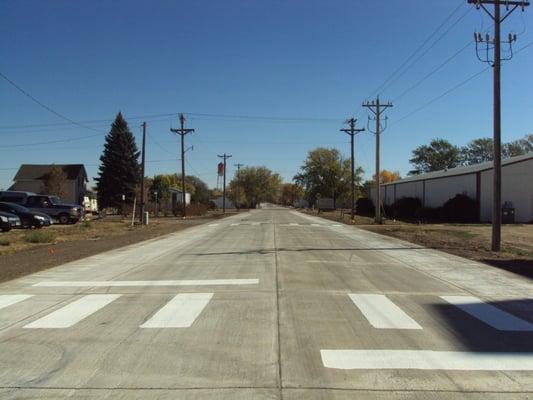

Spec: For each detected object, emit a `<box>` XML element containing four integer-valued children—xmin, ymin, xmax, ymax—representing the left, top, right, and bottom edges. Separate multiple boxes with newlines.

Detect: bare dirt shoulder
<box><xmin>299</xmin><ymin>208</ymin><xmax>533</xmax><ymax>279</ymax></box>
<box><xmin>0</xmin><ymin>213</ymin><xmax>230</xmax><ymax>283</ymax></box>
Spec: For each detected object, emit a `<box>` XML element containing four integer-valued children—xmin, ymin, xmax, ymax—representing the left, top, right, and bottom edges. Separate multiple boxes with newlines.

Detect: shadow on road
<box><xmin>182</xmin><ymin>246</ymin><xmax>427</xmax><ymax>256</ymax></box>
<box><xmin>481</xmin><ymin>259</ymin><xmax>533</xmax><ymax>280</ymax></box>
<box><xmin>431</xmin><ymin>298</ymin><xmax>533</xmax><ymax>352</ymax></box>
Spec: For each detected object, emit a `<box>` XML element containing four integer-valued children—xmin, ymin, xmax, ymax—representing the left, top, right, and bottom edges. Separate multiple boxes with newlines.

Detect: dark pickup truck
<box><xmin>0</xmin><ymin>191</ymin><xmax>83</xmax><ymax>224</ymax></box>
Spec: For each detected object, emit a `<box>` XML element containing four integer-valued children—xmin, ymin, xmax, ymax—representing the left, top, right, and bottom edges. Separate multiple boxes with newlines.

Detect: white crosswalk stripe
<box><xmin>349</xmin><ymin>294</ymin><xmax>422</xmax><ymax>329</ymax></box>
<box><xmin>24</xmin><ymin>294</ymin><xmax>121</xmax><ymax>329</ymax></box>
<box><xmin>33</xmin><ymin>279</ymin><xmax>259</xmax><ymax>287</ymax></box>
<box><xmin>441</xmin><ymin>295</ymin><xmax>533</xmax><ymax>331</ymax></box>
<box><xmin>0</xmin><ymin>295</ymin><xmax>33</xmax><ymax>310</ymax></box>
<box><xmin>141</xmin><ymin>293</ymin><xmax>213</xmax><ymax>328</ymax></box>
<box><xmin>321</xmin><ymin>350</ymin><xmax>533</xmax><ymax>370</ymax></box>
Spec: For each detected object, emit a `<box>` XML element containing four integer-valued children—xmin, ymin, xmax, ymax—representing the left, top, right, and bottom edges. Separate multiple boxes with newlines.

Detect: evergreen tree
<box><xmin>95</xmin><ymin>113</ymin><xmax>140</xmax><ymax>209</ymax></box>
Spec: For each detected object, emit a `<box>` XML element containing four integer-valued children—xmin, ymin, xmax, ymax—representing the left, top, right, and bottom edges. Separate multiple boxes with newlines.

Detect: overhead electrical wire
<box><xmin>0</xmin><ymin>71</ymin><xmax>102</xmax><ymax>133</ymax></box>
<box><xmin>390</xmin><ymin>40</ymin><xmax>533</xmax><ymax>127</ymax></box>
<box><xmin>367</xmin><ymin>0</ymin><xmax>467</xmax><ymax>99</ymax></box>
<box><xmin>392</xmin><ymin>40</ymin><xmax>474</xmax><ymax>103</ymax></box>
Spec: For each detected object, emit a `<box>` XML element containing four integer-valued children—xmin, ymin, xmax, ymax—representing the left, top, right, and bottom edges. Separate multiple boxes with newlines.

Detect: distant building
<box><xmin>169</xmin><ymin>187</ymin><xmax>191</xmax><ymax>206</ymax></box>
<box><xmin>9</xmin><ymin>164</ymin><xmax>88</xmax><ymax>205</ymax></box>
<box><xmin>210</xmin><ymin>196</ymin><xmax>235</xmax><ymax>209</ymax></box>
<box><xmin>370</xmin><ymin>153</ymin><xmax>533</xmax><ymax>223</ymax></box>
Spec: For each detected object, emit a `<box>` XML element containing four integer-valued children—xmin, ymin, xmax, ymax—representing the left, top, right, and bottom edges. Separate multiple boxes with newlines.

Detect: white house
<box><xmin>371</xmin><ymin>153</ymin><xmax>533</xmax><ymax>223</ymax></box>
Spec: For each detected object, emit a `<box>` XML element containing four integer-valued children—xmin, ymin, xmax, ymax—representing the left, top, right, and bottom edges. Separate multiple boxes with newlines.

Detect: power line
<box><xmin>392</xmin><ymin>40</ymin><xmax>474</xmax><ymax>102</ymax></box>
<box><xmin>0</xmin><ymin>71</ymin><xmax>102</xmax><ymax>133</ymax></box>
<box><xmin>378</xmin><ymin>6</ymin><xmax>473</xmax><ymax>97</ymax></box>
<box><xmin>0</xmin><ymin>133</ymin><xmax>103</xmax><ymax>149</ymax></box>
<box><xmin>392</xmin><ymin>67</ymin><xmax>491</xmax><ymax>127</ymax></box>
<box><xmin>389</xmin><ymin>40</ymin><xmax>532</xmax><ymax>127</ymax></box>
<box><xmin>368</xmin><ymin>1</ymin><xmax>467</xmax><ymax>98</ymax></box>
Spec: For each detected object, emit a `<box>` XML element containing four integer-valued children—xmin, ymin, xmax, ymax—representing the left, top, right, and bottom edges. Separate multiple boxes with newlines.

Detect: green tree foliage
<box><xmin>279</xmin><ymin>183</ymin><xmax>305</xmax><ymax>206</ymax></box>
<box><xmin>294</xmin><ymin>147</ymin><xmax>363</xmax><ymax>206</ymax></box>
<box><xmin>42</xmin><ymin>165</ymin><xmax>67</xmax><ymax>199</ymax></box>
<box><xmin>95</xmin><ymin>113</ymin><xmax>140</xmax><ymax>208</ymax></box>
<box><xmin>460</xmin><ymin>134</ymin><xmax>532</xmax><ymax>165</ymax></box>
<box><xmin>409</xmin><ymin>138</ymin><xmax>460</xmax><ymax>175</ymax></box>
<box><xmin>460</xmin><ymin>137</ymin><xmax>494</xmax><ymax>165</ymax></box>
<box><xmin>502</xmin><ymin>134</ymin><xmax>533</xmax><ymax>158</ymax></box>
<box><xmin>187</xmin><ymin>175</ymin><xmax>210</xmax><ymax>204</ymax></box>
<box><xmin>228</xmin><ymin>166</ymin><xmax>282</xmax><ymax>208</ymax></box>
<box><xmin>148</xmin><ymin>174</ymin><xmax>198</xmax><ymax>203</ymax></box>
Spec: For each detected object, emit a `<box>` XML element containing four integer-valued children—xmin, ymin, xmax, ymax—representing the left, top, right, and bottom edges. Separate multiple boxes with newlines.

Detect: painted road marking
<box><xmin>34</xmin><ymin>279</ymin><xmax>259</xmax><ymax>287</ymax></box>
<box><xmin>321</xmin><ymin>350</ymin><xmax>533</xmax><ymax>370</ymax></box>
<box><xmin>289</xmin><ymin>223</ymin><xmax>299</xmax><ymax>226</ymax></box>
<box><xmin>0</xmin><ymin>295</ymin><xmax>33</xmax><ymax>311</ymax></box>
<box><xmin>441</xmin><ymin>295</ymin><xmax>533</xmax><ymax>331</ymax></box>
<box><xmin>24</xmin><ymin>294</ymin><xmax>121</xmax><ymax>329</ymax></box>
<box><xmin>349</xmin><ymin>294</ymin><xmax>422</xmax><ymax>329</ymax></box>
<box><xmin>141</xmin><ymin>293</ymin><xmax>213</xmax><ymax>328</ymax></box>
<box><xmin>208</xmin><ymin>224</ymin><xmax>219</xmax><ymax>227</ymax></box>
<box><xmin>331</xmin><ymin>224</ymin><xmax>341</xmax><ymax>227</ymax></box>
<box><xmin>251</xmin><ymin>222</ymin><xmax>261</xmax><ymax>226</ymax></box>
<box><xmin>230</xmin><ymin>223</ymin><xmax>240</xmax><ymax>226</ymax></box>
<box><xmin>311</xmin><ymin>223</ymin><xmax>321</xmax><ymax>227</ymax></box>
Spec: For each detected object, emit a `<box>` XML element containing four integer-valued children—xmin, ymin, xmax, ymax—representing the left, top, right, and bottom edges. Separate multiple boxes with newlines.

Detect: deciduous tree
<box><xmin>409</xmin><ymin>138</ymin><xmax>460</xmax><ymax>175</ymax></box>
<box><xmin>42</xmin><ymin>165</ymin><xmax>67</xmax><ymax>199</ymax></box>
<box><xmin>294</xmin><ymin>147</ymin><xmax>363</xmax><ymax>207</ymax></box>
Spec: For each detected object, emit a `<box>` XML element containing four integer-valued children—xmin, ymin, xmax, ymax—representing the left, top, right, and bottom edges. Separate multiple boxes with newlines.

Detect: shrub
<box><xmin>391</xmin><ymin>197</ymin><xmax>422</xmax><ymax>219</ymax></box>
<box><xmin>185</xmin><ymin>203</ymin><xmax>209</xmax><ymax>216</ymax></box>
<box><xmin>24</xmin><ymin>230</ymin><xmax>57</xmax><ymax>244</ymax></box>
<box><xmin>441</xmin><ymin>194</ymin><xmax>478</xmax><ymax>223</ymax></box>
<box><xmin>356</xmin><ymin>197</ymin><xmax>375</xmax><ymax>216</ymax></box>
<box><xmin>415</xmin><ymin>206</ymin><xmax>442</xmax><ymax>222</ymax></box>
<box><xmin>0</xmin><ymin>239</ymin><xmax>10</xmax><ymax>246</ymax></box>
<box><xmin>80</xmin><ymin>220</ymin><xmax>92</xmax><ymax>229</ymax></box>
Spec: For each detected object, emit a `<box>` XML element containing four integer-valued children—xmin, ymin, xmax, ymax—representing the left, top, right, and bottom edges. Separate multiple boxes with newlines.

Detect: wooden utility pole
<box><xmin>218</xmin><ymin>153</ymin><xmax>232</xmax><ymax>213</ymax></box>
<box><xmin>234</xmin><ymin>163</ymin><xmax>244</xmax><ymax>212</ymax></box>
<box><xmin>363</xmin><ymin>97</ymin><xmax>393</xmax><ymax>224</ymax></box>
<box><xmin>340</xmin><ymin>118</ymin><xmax>364</xmax><ymax>221</ymax></box>
<box><xmin>170</xmin><ymin>114</ymin><xmax>195</xmax><ymax>218</ymax></box>
<box><xmin>468</xmin><ymin>0</ymin><xmax>528</xmax><ymax>251</ymax></box>
<box><xmin>139</xmin><ymin>121</ymin><xmax>147</xmax><ymax>223</ymax></box>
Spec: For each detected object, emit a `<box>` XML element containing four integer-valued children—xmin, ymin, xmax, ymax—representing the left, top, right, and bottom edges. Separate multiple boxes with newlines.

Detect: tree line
<box><xmin>94</xmin><ymin>112</ymin><xmax>531</xmax><ymax>210</ymax></box>
<box><xmin>409</xmin><ymin>134</ymin><xmax>532</xmax><ymax>175</ymax></box>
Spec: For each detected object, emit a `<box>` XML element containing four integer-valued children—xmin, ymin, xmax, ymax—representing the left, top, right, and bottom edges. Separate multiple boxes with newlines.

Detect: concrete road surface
<box><xmin>1</xmin><ymin>205</ymin><xmax>532</xmax><ymax>399</ymax></box>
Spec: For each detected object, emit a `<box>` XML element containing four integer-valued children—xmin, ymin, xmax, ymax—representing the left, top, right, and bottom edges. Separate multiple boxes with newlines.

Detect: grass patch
<box><xmin>79</xmin><ymin>220</ymin><xmax>92</xmax><ymax>229</ymax></box>
<box><xmin>24</xmin><ymin>230</ymin><xmax>57</xmax><ymax>244</ymax></box>
<box><xmin>0</xmin><ymin>239</ymin><xmax>10</xmax><ymax>246</ymax></box>
<box><xmin>437</xmin><ymin>230</ymin><xmax>479</xmax><ymax>240</ymax></box>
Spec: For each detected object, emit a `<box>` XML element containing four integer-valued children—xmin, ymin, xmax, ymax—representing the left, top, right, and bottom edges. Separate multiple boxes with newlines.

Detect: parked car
<box><xmin>0</xmin><ymin>202</ymin><xmax>52</xmax><ymax>229</ymax></box>
<box><xmin>0</xmin><ymin>211</ymin><xmax>21</xmax><ymax>232</ymax></box>
<box><xmin>0</xmin><ymin>191</ymin><xmax>83</xmax><ymax>224</ymax></box>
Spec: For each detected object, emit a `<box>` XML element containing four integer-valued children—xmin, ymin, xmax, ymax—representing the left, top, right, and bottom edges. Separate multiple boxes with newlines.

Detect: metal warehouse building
<box><xmin>371</xmin><ymin>153</ymin><xmax>533</xmax><ymax>223</ymax></box>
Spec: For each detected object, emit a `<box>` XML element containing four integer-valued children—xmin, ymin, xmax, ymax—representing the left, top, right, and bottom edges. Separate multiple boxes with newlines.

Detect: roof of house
<box><xmin>383</xmin><ymin>152</ymin><xmax>533</xmax><ymax>186</ymax></box>
<box><xmin>13</xmin><ymin>164</ymin><xmax>88</xmax><ymax>181</ymax></box>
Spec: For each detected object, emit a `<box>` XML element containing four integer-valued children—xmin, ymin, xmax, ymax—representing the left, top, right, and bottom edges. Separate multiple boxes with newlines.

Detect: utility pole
<box><xmin>234</xmin><ymin>163</ymin><xmax>244</xmax><ymax>212</ymax></box>
<box><xmin>363</xmin><ymin>97</ymin><xmax>393</xmax><ymax>224</ymax></box>
<box><xmin>170</xmin><ymin>113</ymin><xmax>195</xmax><ymax>218</ymax></box>
<box><xmin>140</xmin><ymin>121</ymin><xmax>147</xmax><ymax>223</ymax></box>
<box><xmin>218</xmin><ymin>153</ymin><xmax>232</xmax><ymax>213</ymax></box>
<box><xmin>468</xmin><ymin>0</ymin><xmax>528</xmax><ymax>251</ymax></box>
<box><xmin>340</xmin><ymin>118</ymin><xmax>365</xmax><ymax>221</ymax></box>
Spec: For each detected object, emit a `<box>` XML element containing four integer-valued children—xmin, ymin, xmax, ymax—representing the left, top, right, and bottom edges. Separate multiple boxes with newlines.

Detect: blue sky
<box><xmin>1</xmin><ymin>0</ymin><xmax>532</xmax><ymax>191</ymax></box>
